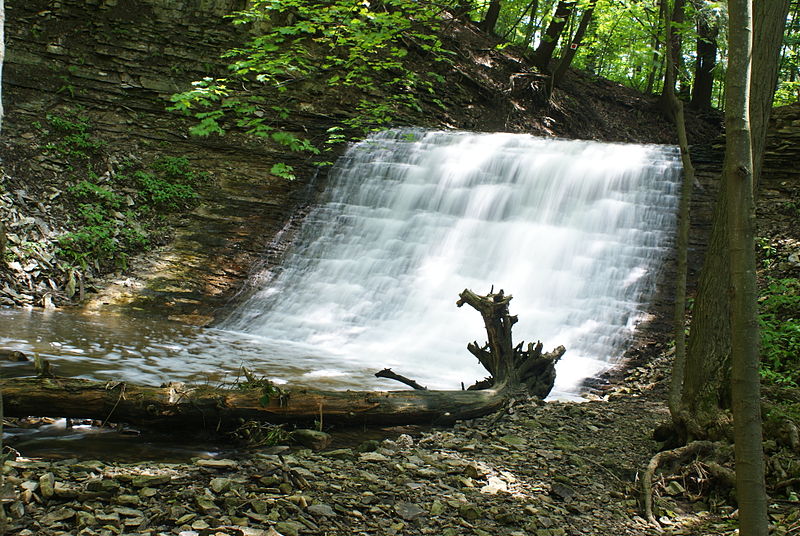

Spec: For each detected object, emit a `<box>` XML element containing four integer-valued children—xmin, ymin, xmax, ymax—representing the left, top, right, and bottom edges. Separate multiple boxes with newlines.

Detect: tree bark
<box><xmin>1</xmin><ymin>0</ymin><xmax>5</xmax><ymax>133</ymax></box>
<box><xmin>552</xmin><ymin>0</ymin><xmax>597</xmax><ymax>87</ymax></box>
<box><xmin>531</xmin><ymin>0</ymin><xmax>577</xmax><ymax>72</ymax></box>
<box><xmin>0</xmin><ymin>377</ymin><xmax>508</xmax><ymax>429</ymax></box>
<box><xmin>659</xmin><ymin>0</ymin><xmax>687</xmax><ymax>113</ymax></box>
<box><xmin>750</xmin><ymin>0</ymin><xmax>791</xmax><ymax>190</ymax></box>
<box><xmin>456</xmin><ymin>288</ymin><xmax>565</xmax><ymax>395</ymax></box>
<box><xmin>662</xmin><ymin>0</ymin><xmax>697</xmax><ymax>418</ymax></box>
<box><xmin>690</xmin><ymin>9</ymin><xmax>719</xmax><ymax>110</ymax></box>
<box><xmin>725</xmin><ymin>3</ymin><xmax>768</xmax><ymax>534</ymax></box>
<box><xmin>480</xmin><ymin>0</ymin><xmax>503</xmax><ymax>35</ymax></box>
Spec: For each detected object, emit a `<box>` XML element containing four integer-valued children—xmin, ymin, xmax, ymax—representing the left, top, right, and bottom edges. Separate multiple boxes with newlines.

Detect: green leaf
<box><xmin>270</xmin><ymin>162</ymin><xmax>296</xmax><ymax>181</ymax></box>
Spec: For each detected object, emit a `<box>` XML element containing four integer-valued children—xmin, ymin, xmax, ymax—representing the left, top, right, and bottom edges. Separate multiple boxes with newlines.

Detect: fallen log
<box><xmin>0</xmin><ymin>288</ymin><xmax>564</xmax><ymax>430</ymax></box>
<box><xmin>0</xmin><ymin>377</ymin><xmax>505</xmax><ymax>429</ymax></box>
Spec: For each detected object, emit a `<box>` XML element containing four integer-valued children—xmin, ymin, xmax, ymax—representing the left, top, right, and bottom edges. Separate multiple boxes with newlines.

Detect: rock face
<box><xmin>3</xmin><ymin>0</ymin><xmax>318</xmax><ymax>319</ymax></box>
<box><xmin>0</xmin><ymin>0</ymin><xmax>719</xmax><ymax>321</ymax></box>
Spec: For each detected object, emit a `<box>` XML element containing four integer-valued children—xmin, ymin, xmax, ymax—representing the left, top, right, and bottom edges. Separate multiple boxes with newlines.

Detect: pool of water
<box><xmin>0</xmin><ymin>308</ymin><xmax>387</xmax><ymax>390</ymax></box>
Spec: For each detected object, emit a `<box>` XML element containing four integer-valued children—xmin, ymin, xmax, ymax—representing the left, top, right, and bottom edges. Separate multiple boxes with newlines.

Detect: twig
<box><xmin>101</xmin><ymin>382</ymin><xmax>127</xmax><ymax>428</ymax></box>
<box><xmin>375</xmin><ymin>368</ymin><xmax>427</xmax><ymax>390</ymax></box>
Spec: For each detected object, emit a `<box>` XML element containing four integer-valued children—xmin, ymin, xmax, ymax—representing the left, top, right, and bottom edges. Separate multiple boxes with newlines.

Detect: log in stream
<box><xmin>1</xmin><ymin>289</ymin><xmax>565</xmax><ymax>430</ymax></box>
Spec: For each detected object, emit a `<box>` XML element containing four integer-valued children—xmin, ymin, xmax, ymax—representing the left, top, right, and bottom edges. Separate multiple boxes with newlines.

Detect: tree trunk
<box><xmin>676</xmin><ymin>0</ymin><xmax>789</xmax><ymax>443</ymax></box>
<box><xmin>552</xmin><ymin>0</ymin><xmax>597</xmax><ymax>86</ymax></box>
<box><xmin>690</xmin><ymin>11</ymin><xmax>719</xmax><ymax>110</ymax></box>
<box><xmin>645</xmin><ymin>0</ymin><xmax>664</xmax><ymax>95</ymax></box>
<box><xmin>750</xmin><ymin>0</ymin><xmax>791</xmax><ymax>190</ymax></box>
<box><xmin>0</xmin><ymin>377</ymin><xmax>510</xmax><ymax>429</ymax></box>
<box><xmin>480</xmin><ymin>0</ymin><xmax>503</xmax><ymax>35</ymax></box>
<box><xmin>725</xmin><ymin>3</ymin><xmax>767</xmax><ymax>535</ymax></box>
<box><xmin>659</xmin><ymin>0</ymin><xmax>687</xmax><ymax>112</ymax></box>
<box><xmin>456</xmin><ymin>288</ymin><xmax>565</xmax><ymax>394</ymax></box>
<box><xmin>1</xmin><ymin>0</ymin><xmax>5</xmax><ymax>133</ymax></box>
<box><xmin>662</xmin><ymin>0</ymin><xmax>697</xmax><ymax>418</ymax></box>
<box><xmin>1</xmin><ymin>289</ymin><xmax>564</xmax><ymax>430</ymax></box>
<box><xmin>531</xmin><ymin>0</ymin><xmax>576</xmax><ymax>72</ymax></box>
<box><xmin>509</xmin><ymin>0</ymin><xmax>539</xmax><ymax>44</ymax></box>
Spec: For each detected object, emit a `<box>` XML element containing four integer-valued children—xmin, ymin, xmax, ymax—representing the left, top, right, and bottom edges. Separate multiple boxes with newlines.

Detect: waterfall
<box><xmin>222</xmin><ymin>130</ymin><xmax>682</xmax><ymax>396</ymax></box>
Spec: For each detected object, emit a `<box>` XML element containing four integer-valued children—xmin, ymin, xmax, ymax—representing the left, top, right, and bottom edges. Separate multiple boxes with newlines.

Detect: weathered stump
<box><xmin>457</xmin><ymin>288</ymin><xmax>565</xmax><ymax>397</ymax></box>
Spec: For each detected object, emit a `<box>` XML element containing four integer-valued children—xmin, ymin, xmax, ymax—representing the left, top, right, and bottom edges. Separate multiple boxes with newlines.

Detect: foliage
<box><xmin>759</xmin><ymin>277</ymin><xmax>800</xmax><ymax>388</ymax></box>
<box><xmin>56</xmin><ymin>158</ymin><xmax>205</xmax><ymax>271</ymax></box>
<box><xmin>43</xmin><ymin>110</ymin><xmax>105</xmax><ymax>161</ymax></box>
<box><xmin>58</xmin><ymin>181</ymin><xmax>147</xmax><ymax>269</ymax></box>
<box><xmin>169</xmin><ymin>0</ymin><xmax>453</xmax><ymax>175</ymax></box>
<box><xmin>237</xmin><ymin>367</ymin><xmax>288</xmax><ymax>407</ymax></box>
<box><xmin>133</xmin><ymin>157</ymin><xmax>205</xmax><ymax>211</ymax></box>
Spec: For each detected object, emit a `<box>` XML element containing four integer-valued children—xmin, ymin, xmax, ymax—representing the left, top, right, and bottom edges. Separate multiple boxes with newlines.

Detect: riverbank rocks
<box><xmin>6</xmin><ymin>350</ymin><xmax>800</xmax><ymax>536</ymax></box>
<box><xmin>2</xmin><ymin>382</ymin><xmax>769</xmax><ymax>536</ymax></box>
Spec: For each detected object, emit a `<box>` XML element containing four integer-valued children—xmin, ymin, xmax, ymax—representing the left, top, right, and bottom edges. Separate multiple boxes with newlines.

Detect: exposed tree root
<box><xmin>640</xmin><ymin>440</ymin><xmax>718</xmax><ymax>526</ymax></box>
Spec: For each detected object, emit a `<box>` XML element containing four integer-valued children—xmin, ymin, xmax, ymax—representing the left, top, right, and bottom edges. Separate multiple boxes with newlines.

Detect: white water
<box><xmin>222</xmin><ymin>130</ymin><xmax>682</xmax><ymax>396</ymax></box>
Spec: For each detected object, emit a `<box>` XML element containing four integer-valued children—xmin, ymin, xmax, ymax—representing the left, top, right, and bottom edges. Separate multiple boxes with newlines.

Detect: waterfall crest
<box><xmin>222</xmin><ymin>130</ymin><xmax>682</xmax><ymax>395</ymax></box>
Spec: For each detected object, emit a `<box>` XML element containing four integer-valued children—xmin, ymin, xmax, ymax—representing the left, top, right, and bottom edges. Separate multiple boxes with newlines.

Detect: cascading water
<box><xmin>222</xmin><ymin>129</ymin><xmax>682</xmax><ymax>397</ymax></box>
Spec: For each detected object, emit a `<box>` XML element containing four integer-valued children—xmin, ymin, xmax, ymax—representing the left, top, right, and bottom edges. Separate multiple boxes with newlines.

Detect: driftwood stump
<box><xmin>457</xmin><ymin>288</ymin><xmax>565</xmax><ymax>398</ymax></box>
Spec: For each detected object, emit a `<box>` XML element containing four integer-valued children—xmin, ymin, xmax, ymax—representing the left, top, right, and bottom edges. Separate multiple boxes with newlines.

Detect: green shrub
<box><xmin>44</xmin><ymin>111</ymin><xmax>105</xmax><ymax>160</ymax></box>
<box><xmin>760</xmin><ymin>277</ymin><xmax>800</xmax><ymax>387</ymax></box>
<box><xmin>133</xmin><ymin>157</ymin><xmax>205</xmax><ymax>212</ymax></box>
<box><xmin>57</xmin><ymin>156</ymin><xmax>205</xmax><ymax>271</ymax></box>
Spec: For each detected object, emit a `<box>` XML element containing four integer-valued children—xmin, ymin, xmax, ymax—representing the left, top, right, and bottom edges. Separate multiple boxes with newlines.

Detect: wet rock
<box><xmin>195</xmin><ymin>458</ymin><xmax>238</xmax><ymax>470</ymax></box>
<box><xmin>39</xmin><ymin>472</ymin><xmax>55</xmax><ymax>499</ymax></box>
<box><xmin>359</xmin><ymin>452</ymin><xmax>389</xmax><ymax>463</ymax></box>
<box><xmin>275</xmin><ymin>521</ymin><xmax>303</xmax><ymax>536</ymax></box>
<box><xmin>307</xmin><ymin>502</ymin><xmax>336</xmax><ymax>517</ymax></box>
<box><xmin>292</xmin><ymin>429</ymin><xmax>332</xmax><ymax>450</ymax></box>
<box><xmin>395</xmin><ymin>501</ymin><xmax>425</xmax><ymax>521</ymax></box>
<box><xmin>458</xmin><ymin>503</ymin><xmax>482</xmax><ymax>521</ymax></box>
<box><xmin>210</xmin><ymin>477</ymin><xmax>233</xmax><ymax>494</ymax></box>
<box><xmin>551</xmin><ymin>482</ymin><xmax>577</xmax><ymax>501</ymax></box>
<box><xmin>41</xmin><ymin>507</ymin><xmax>76</xmax><ymax>524</ymax></box>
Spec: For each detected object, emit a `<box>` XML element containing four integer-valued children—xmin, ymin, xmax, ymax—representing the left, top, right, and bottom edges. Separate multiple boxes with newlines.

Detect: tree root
<box><xmin>640</xmin><ymin>440</ymin><xmax>717</xmax><ymax>526</ymax></box>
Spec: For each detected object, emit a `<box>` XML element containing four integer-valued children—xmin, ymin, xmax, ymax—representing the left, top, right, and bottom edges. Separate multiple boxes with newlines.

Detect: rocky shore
<box><xmin>6</xmin><ymin>353</ymin><xmax>798</xmax><ymax>536</ymax></box>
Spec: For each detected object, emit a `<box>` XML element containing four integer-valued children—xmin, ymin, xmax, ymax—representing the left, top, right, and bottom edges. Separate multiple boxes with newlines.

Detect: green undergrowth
<box><xmin>39</xmin><ymin>109</ymin><xmax>207</xmax><ymax>272</ymax></box>
<box><xmin>759</xmin><ymin>276</ymin><xmax>800</xmax><ymax>389</ymax></box>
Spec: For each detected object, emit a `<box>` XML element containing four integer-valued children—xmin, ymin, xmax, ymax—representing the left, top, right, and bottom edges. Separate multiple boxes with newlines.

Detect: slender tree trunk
<box><xmin>663</xmin><ymin>0</ymin><xmax>697</xmax><ymax>418</ymax></box>
<box><xmin>750</xmin><ymin>0</ymin><xmax>791</xmax><ymax>190</ymax></box>
<box><xmin>645</xmin><ymin>0</ymin><xmax>664</xmax><ymax>95</ymax></box>
<box><xmin>725</xmin><ymin>4</ymin><xmax>767</xmax><ymax>535</ymax></box>
<box><xmin>480</xmin><ymin>0</ymin><xmax>502</xmax><ymax>35</ymax></box>
<box><xmin>552</xmin><ymin>0</ymin><xmax>598</xmax><ymax>86</ymax></box>
<box><xmin>503</xmin><ymin>0</ymin><xmax>539</xmax><ymax>41</ymax></box>
<box><xmin>690</xmin><ymin>12</ymin><xmax>719</xmax><ymax>110</ymax></box>
<box><xmin>1</xmin><ymin>0</ymin><xmax>5</xmax><ymax>133</ymax></box>
<box><xmin>660</xmin><ymin>0</ymin><xmax>687</xmax><ymax>110</ymax></box>
<box><xmin>531</xmin><ymin>0</ymin><xmax>576</xmax><ymax>72</ymax></box>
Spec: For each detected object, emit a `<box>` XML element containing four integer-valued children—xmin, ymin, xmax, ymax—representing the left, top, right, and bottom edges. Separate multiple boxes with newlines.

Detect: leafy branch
<box><xmin>169</xmin><ymin>0</ymin><xmax>454</xmax><ymax>178</ymax></box>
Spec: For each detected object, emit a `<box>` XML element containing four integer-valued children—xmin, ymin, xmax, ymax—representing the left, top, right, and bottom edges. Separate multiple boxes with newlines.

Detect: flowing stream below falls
<box><xmin>1</xmin><ymin>129</ymin><xmax>682</xmax><ymax>400</ymax></box>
